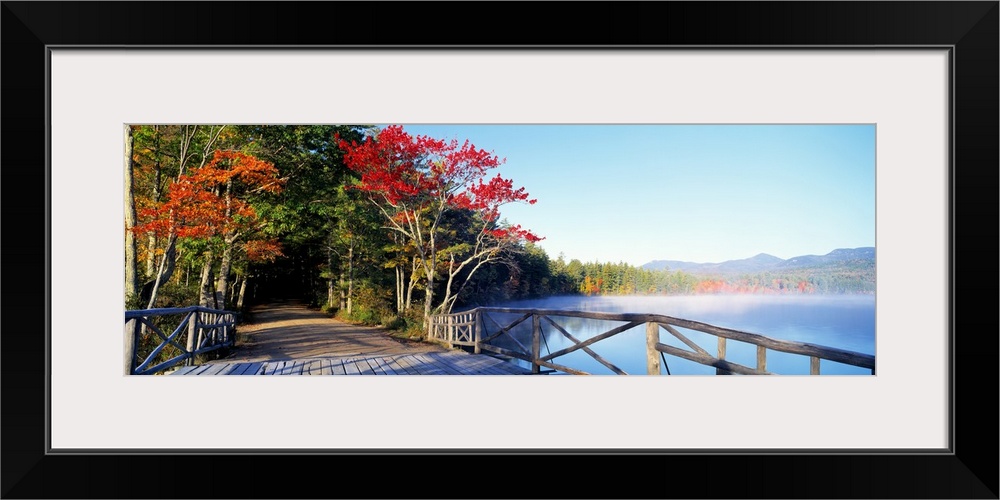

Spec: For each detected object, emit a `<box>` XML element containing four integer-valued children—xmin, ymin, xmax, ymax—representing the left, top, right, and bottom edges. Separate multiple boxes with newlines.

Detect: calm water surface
<box><xmin>463</xmin><ymin>295</ymin><xmax>875</xmax><ymax>375</ymax></box>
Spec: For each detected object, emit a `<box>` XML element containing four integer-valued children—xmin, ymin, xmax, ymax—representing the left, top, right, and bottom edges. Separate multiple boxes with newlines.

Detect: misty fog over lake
<box><xmin>462</xmin><ymin>295</ymin><xmax>875</xmax><ymax>375</ymax></box>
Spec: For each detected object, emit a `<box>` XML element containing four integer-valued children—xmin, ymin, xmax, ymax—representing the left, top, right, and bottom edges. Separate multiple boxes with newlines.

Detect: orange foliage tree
<box><xmin>134</xmin><ymin>150</ymin><xmax>284</xmax><ymax>307</ymax></box>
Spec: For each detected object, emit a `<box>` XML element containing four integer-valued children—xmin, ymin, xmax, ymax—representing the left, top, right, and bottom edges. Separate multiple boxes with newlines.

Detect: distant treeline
<box><xmin>455</xmin><ymin>243</ymin><xmax>876</xmax><ymax>306</ymax></box>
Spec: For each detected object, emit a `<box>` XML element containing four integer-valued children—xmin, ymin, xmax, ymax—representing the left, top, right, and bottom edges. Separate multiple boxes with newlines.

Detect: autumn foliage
<box><xmin>337</xmin><ymin>125</ymin><xmax>542</xmax><ymax>317</ymax></box>
<box><xmin>133</xmin><ymin>150</ymin><xmax>285</xmax><ymax>261</ymax></box>
<box><xmin>337</xmin><ymin>125</ymin><xmax>541</xmax><ymax>243</ymax></box>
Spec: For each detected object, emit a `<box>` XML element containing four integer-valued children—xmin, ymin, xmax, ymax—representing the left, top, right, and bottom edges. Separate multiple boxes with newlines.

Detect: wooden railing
<box><xmin>428</xmin><ymin>308</ymin><xmax>875</xmax><ymax>375</ymax></box>
<box><xmin>124</xmin><ymin>306</ymin><xmax>238</xmax><ymax>375</ymax></box>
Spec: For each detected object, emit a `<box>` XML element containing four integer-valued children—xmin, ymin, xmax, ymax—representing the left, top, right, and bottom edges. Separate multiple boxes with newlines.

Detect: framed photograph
<box><xmin>4</xmin><ymin>2</ymin><xmax>996</xmax><ymax>498</ymax></box>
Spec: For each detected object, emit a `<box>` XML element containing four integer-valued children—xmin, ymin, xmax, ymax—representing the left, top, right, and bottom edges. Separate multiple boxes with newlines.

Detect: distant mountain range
<box><xmin>642</xmin><ymin>247</ymin><xmax>875</xmax><ymax>275</ymax></box>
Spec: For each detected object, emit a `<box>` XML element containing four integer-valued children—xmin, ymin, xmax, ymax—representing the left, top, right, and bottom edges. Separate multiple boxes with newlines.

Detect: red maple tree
<box><xmin>337</xmin><ymin>125</ymin><xmax>541</xmax><ymax>323</ymax></box>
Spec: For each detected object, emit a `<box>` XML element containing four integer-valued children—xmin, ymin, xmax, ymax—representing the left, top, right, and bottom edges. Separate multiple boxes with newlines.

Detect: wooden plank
<box><xmin>433</xmin><ymin>352</ymin><xmax>481</xmax><ymax>374</ymax></box>
<box><xmin>303</xmin><ymin>359</ymin><xmax>324</xmax><ymax>375</ymax></box>
<box><xmin>262</xmin><ymin>361</ymin><xmax>282</xmax><ymax>376</ymax></box>
<box><xmin>239</xmin><ymin>362</ymin><xmax>264</xmax><ymax>375</ymax></box>
<box><xmin>412</xmin><ymin>353</ymin><xmax>460</xmax><ymax>375</ymax></box>
<box><xmin>170</xmin><ymin>365</ymin><xmax>201</xmax><ymax>376</ymax></box>
<box><xmin>430</xmin><ymin>353</ymin><xmax>470</xmax><ymax>375</ymax></box>
<box><xmin>319</xmin><ymin>359</ymin><xmax>334</xmax><ymax>376</ymax></box>
<box><xmin>234</xmin><ymin>363</ymin><xmax>260</xmax><ymax>375</ymax></box>
<box><xmin>757</xmin><ymin>346</ymin><xmax>767</xmax><ymax>373</ymax></box>
<box><xmin>415</xmin><ymin>354</ymin><xmax>450</xmax><ymax>375</ymax></box>
<box><xmin>370</xmin><ymin>357</ymin><xmax>398</xmax><ymax>375</ymax></box>
<box><xmin>476</xmin><ymin>353</ymin><xmax>532</xmax><ymax>374</ymax></box>
<box><xmin>476</xmin><ymin>357</ymin><xmax>524</xmax><ymax>375</ymax></box>
<box><xmin>406</xmin><ymin>354</ymin><xmax>433</xmax><ymax>374</ymax></box>
<box><xmin>362</xmin><ymin>357</ymin><xmax>389</xmax><ymax>375</ymax></box>
<box><xmin>312</xmin><ymin>359</ymin><xmax>329</xmax><ymax>375</ymax></box>
<box><xmin>440</xmin><ymin>351</ymin><xmax>495</xmax><ymax>374</ymax></box>
<box><xmin>394</xmin><ymin>355</ymin><xmax>425</xmax><ymax>375</ymax></box>
<box><xmin>656</xmin><ymin>344</ymin><xmax>769</xmax><ymax>375</ymax></box>
<box><xmin>449</xmin><ymin>352</ymin><xmax>517</xmax><ymax>375</ymax></box>
<box><xmin>810</xmin><ymin>356</ymin><xmax>821</xmax><ymax>375</ymax></box>
<box><xmin>399</xmin><ymin>355</ymin><xmax>439</xmax><ymax>375</ymax></box>
<box><xmin>200</xmin><ymin>363</ymin><xmax>230</xmax><ymax>376</ymax></box>
<box><xmin>343</xmin><ymin>358</ymin><xmax>362</xmax><ymax>375</ymax></box>
<box><xmin>384</xmin><ymin>355</ymin><xmax>411</xmax><ymax>374</ymax></box>
<box><xmin>273</xmin><ymin>361</ymin><xmax>294</xmax><ymax>375</ymax></box>
<box><xmin>355</xmin><ymin>358</ymin><xmax>377</xmax><ymax>376</ymax></box>
<box><xmin>536</xmin><ymin>358</ymin><xmax>590</xmax><ymax>375</ymax></box>
<box><xmin>329</xmin><ymin>359</ymin><xmax>347</xmax><ymax>375</ymax></box>
<box><xmin>188</xmin><ymin>364</ymin><xmax>214</xmax><ymax>376</ymax></box>
<box><xmin>380</xmin><ymin>356</ymin><xmax>405</xmax><ymax>374</ymax></box>
<box><xmin>381</xmin><ymin>356</ymin><xmax>410</xmax><ymax>375</ymax></box>
<box><xmin>221</xmin><ymin>363</ymin><xmax>248</xmax><ymax>375</ymax></box>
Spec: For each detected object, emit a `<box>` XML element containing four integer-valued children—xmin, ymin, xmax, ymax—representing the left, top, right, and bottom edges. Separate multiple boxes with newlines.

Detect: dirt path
<box><xmin>218</xmin><ymin>300</ymin><xmax>447</xmax><ymax>363</ymax></box>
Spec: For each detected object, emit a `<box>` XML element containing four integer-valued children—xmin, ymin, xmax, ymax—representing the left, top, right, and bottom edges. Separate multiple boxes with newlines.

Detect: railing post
<box><xmin>716</xmin><ymin>337</ymin><xmax>729</xmax><ymax>375</ymax></box>
<box><xmin>185</xmin><ymin>311</ymin><xmax>197</xmax><ymax>365</ymax></box>
<box><xmin>646</xmin><ymin>322</ymin><xmax>661</xmax><ymax>375</ymax></box>
<box><xmin>810</xmin><ymin>356</ymin><xmax>821</xmax><ymax>375</ymax></box>
<box><xmin>194</xmin><ymin>311</ymin><xmax>205</xmax><ymax>362</ymax></box>
<box><xmin>531</xmin><ymin>314</ymin><xmax>541</xmax><ymax>374</ymax></box>
<box><xmin>474</xmin><ymin>310</ymin><xmax>482</xmax><ymax>354</ymax></box>
<box><xmin>124</xmin><ymin>318</ymin><xmax>139</xmax><ymax>375</ymax></box>
<box><xmin>210</xmin><ymin>313</ymin><xmax>218</xmax><ymax>344</ymax></box>
<box><xmin>447</xmin><ymin>314</ymin><xmax>454</xmax><ymax>348</ymax></box>
<box><xmin>756</xmin><ymin>345</ymin><xmax>767</xmax><ymax>373</ymax></box>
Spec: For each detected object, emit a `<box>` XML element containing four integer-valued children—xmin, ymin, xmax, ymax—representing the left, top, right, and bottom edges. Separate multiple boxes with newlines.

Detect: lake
<box><xmin>459</xmin><ymin>294</ymin><xmax>875</xmax><ymax>375</ymax></box>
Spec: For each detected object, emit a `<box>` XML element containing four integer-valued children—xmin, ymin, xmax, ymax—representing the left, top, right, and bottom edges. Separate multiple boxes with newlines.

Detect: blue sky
<box><xmin>392</xmin><ymin>124</ymin><xmax>875</xmax><ymax>267</ymax></box>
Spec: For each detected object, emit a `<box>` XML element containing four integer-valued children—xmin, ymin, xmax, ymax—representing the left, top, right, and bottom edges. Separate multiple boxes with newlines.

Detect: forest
<box><xmin>125</xmin><ymin>125</ymin><xmax>875</xmax><ymax>336</ymax></box>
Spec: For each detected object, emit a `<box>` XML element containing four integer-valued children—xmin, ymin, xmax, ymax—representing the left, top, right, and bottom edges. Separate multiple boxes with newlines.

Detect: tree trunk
<box><xmin>423</xmin><ymin>234</ymin><xmax>436</xmax><ymax>335</ymax></box>
<box><xmin>438</xmin><ymin>254</ymin><xmax>458</xmax><ymax>315</ymax></box>
<box><xmin>214</xmin><ymin>242</ymin><xmax>232</xmax><ymax>309</ymax></box>
<box><xmin>143</xmin><ymin>232</ymin><xmax>177</xmax><ymax>309</ymax></box>
<box><xmin>124</xmin><ymin>125</ymin><xmax>139</xmax><ymax>305</ymax></box>
<box><xmin>327</xmin><ymin>246</ymin><xmax>336</xmax><ymax>310</ymax></box>
<box><xmin>236</xmin><ymin>275</ymin><xmax>248</xmax><ymax>310</ymax></box>
<box><xmin>395</xmin><ymin>265</ymin><xmax>403</xmax><ymax>314</ymax></box>
<box><xmin>346</xmin><ymin>237</ymin><xmax>354</xmax><ymax>315</ymax></box>
<box><xmin>339</xmin><ymin>270</ymin><xmax>347</xmax><ymax>311</ymax></box>
<box><xmin>212</xmin><ymin>180</ymin><xmax>233</xmax><ymax>309</ymax></box>
<box><xmin>199</xmin><ymin>251</ymin><xmax>215</xmax><ymax>307</ymax></box>
<box><xmin>405</xmin><ymin>255</ymin><xmax>418</xmax><ymax>311</ymax></box>
<box><xmin>145</xmin><ymin>126</ymin><xmax>163</xmax><ymax>279</ymax></box>
<box><xmin>146</xmin><ymin>234</ymin><xmax>157</xmax><ymax>279</ymax></box>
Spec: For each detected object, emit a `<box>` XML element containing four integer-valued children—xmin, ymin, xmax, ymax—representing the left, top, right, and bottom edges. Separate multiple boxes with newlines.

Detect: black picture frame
<box><xmin>3</xmin><ymin>2</ymin><xmax>996</xmax><ymax>498</ymax></box>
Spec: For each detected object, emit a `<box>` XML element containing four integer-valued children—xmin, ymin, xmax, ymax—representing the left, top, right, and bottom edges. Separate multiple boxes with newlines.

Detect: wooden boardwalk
<box><xmin>169</xmin><ymin>350</ymin><xmax>531</xmax><ymax>375</ymax></box>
